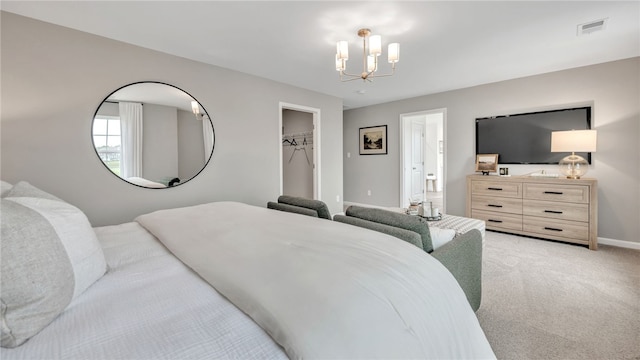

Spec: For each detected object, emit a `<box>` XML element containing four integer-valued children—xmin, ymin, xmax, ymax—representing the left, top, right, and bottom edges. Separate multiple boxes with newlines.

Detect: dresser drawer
<box><xmin>523</xmin><ymin>217</ymin><xmax>589</xmax><ymax>242</ymax></box>
<box><xmin>471</xmin><ymin>181</ymin><xmax>522</xmax><ymax>198</ymax></box>
<box><xmin>523</xmin><ymin>200</ymin><xmax>589</xmax><ymax>222</ymax></box>
<box><xmin>472</xmin><ymin>210</ymin><xmax>523</xmax><ymax>231</ymax></box>
<box><xmin>523</xmin><ymin>183</ymin><xmax>589</xmax><ymax>203</ymax></box>
<box><xmin>472</xmin><ymin>195</ymin><xmax>522</xmax><ymax>214</ymax></box>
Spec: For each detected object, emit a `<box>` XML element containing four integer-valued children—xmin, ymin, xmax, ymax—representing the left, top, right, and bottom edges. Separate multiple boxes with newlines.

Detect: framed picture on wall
<box><xmin>359</xmin><ymin>125</ymin><xmax>388</xmax><ymax>155</ymax></box>
<box><xmin>475</xmin><ymin>153</ymin><xmax>499</xmax><ymax>174</ymax></box>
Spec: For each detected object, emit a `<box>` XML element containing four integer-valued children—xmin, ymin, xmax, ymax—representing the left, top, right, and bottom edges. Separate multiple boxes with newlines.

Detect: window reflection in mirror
<box><xmin>92</xmin><ymin>82</ymin><xmax>214</xmax><ymax>189</ymax></box>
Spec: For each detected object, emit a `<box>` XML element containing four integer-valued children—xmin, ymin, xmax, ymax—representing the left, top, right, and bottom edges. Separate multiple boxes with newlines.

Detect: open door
<box><xmin>400</xmin><ymin>109</ymin><xmax>446</xmax><ymax>210</ymax></box>
<box><xmin>279</xmin><ymin>102</ymin><xmax>321</xmax><ymax>200</ymax></box>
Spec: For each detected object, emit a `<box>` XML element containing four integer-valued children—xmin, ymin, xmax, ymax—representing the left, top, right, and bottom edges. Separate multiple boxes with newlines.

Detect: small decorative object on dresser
<box><xmin>466</xmin><ymin>174</ymin><xmax>598</xmax><ymax>250</ymax></box>
<box><xmin>475</xmin><ymin>154</ymin><xmax>498</xmax><ymax>175</ymax></box>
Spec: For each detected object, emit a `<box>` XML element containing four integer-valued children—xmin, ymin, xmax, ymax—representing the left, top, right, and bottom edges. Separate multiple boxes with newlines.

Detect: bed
<box><xmin>1</xmin><ymin>181</ymin><xmax>495</xmax><ymax>359</ymax></box>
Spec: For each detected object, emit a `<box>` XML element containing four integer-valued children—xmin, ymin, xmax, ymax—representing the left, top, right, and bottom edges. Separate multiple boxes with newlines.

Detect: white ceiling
<box><xmin>2</xmin><ymin>1</ymin><xmax>639</xmax><ymax>109</ymax></box>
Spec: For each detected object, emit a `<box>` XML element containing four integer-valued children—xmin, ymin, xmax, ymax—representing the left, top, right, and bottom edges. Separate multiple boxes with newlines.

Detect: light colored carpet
<box><xmin>476</xmin><ymin>231</ymin><xmax>640</xmax><ymax>359</ymax></box>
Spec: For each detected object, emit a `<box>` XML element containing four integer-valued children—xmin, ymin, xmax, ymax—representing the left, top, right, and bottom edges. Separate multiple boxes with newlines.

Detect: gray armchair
<box><xmin>267</xmin><ymin>195</ymin><xmax>332</xmax><ymax>220</ymax></box>
<box><xmin>334</xmin><ymin>206</ymin><xmax>483</xmax><ymax>311</ymax></box>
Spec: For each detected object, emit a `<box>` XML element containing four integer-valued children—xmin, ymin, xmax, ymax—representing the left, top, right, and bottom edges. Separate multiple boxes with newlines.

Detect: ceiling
<box><xmin>2</xmin><ymin>1</ymin><xmax>639</xmax><ymax>109</ymax></box>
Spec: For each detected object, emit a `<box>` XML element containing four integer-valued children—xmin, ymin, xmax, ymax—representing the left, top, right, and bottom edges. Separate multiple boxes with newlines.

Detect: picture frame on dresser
<box><xmin>475</xmin><ymin>154</ymin><xmax>498</xmax><ymax>175</ymax></box>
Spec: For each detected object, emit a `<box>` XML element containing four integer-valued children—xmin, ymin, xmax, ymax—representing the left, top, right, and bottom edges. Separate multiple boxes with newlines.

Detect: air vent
<box><xmin>577</xmin><ymin>18</ymin><xmax>608</xmax><ymax>36</ymax></box>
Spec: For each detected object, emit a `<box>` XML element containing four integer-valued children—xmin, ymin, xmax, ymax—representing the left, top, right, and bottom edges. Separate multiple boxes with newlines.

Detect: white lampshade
<box><xmin>551</xmin><ymin>129</ymin><xmax>597</xmax><ymax>153</ymax></box>
<box><xmin>369</xmin><ymin>35</ymin><xmax>382</xmax><ymax>56</ymax></box>
<box><xmin>336</xmin><ymin>41</ymin><xmax>349</xmax><ymax>60</ymax></box>
<box><xmin>388</xmin><ymin>43</ymin><xmax>399</xmax><ymax>63</ymax></box>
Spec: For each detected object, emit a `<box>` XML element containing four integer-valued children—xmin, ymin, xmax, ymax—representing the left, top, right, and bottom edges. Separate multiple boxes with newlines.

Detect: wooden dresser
<box><xmin>466</xmin><ymin>175</ymin><xmax>598</xmax><ymax>250</ymax></box>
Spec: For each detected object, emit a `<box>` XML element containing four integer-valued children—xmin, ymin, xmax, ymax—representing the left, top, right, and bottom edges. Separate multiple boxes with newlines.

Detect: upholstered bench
<box><xmin>428</xmin><ymin>214</ymin><xmax>486</xmax><ymax>245</ymax></box>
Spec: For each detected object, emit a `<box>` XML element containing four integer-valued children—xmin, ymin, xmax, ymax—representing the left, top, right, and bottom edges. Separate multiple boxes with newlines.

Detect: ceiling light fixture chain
<box><xmin>335</xmin><ymin>28</ymin><xmax>399</xmax><ymax>82</ymax></box>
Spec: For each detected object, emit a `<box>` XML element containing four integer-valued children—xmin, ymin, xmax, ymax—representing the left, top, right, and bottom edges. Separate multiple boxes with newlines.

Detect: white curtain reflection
<box><xmin>119</xmin><ymin>102</ymin><xmax>143</xmax><ymax>178</ymax></box>
<box><xmin>203</xmin><ymin>117</ymin><xmax>214</xmax><ymax>162</ymax></box>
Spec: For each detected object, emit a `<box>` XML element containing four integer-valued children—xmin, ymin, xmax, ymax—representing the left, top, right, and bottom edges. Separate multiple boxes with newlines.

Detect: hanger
<box><xmin>288</xmin><ymin>146</ymin><xmax>311</xmax><ymax>166</ymax></box>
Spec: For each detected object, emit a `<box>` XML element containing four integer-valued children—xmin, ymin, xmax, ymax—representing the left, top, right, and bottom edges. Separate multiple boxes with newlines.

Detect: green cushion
<box><xmin>345</xmin><ymin>206</ymin><xmax>433</xmax><ymax>252</ymax></box>
<box><xmin>333</xmin><ymin>215</ymin><xmax>423</xmax><ymax>249</ymax></box>
<box><xmin>267</xmin><ymin>201</ymin><xmax>319</xmax><ymax>218</ymax></box>
<box><xmin>277</xmin><ymin>195</ymin><xmax>331</xmax><ymax>220</ymax></box>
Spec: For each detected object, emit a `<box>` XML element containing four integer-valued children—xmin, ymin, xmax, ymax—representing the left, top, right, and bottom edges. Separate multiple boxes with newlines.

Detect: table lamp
<box><xmin>550</xmin><ymin>129</ymin><xmax>597</xmax><ymax>179</ymax></box>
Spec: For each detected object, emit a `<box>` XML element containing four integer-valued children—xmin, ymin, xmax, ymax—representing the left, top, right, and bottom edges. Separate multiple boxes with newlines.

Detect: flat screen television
<box><xmin>475</xmin><ymin>107</ymin><xmax>592</xmax><ymax>164</ymax></box>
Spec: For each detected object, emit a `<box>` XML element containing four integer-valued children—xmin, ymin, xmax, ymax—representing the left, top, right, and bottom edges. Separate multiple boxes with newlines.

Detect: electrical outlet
<box><xmin>336</xmin><ymin>195</ymin><xmax>340</xmax><ymax>202</ymax></box>
<box><xmin>347</xmin><ymin>152</ymin><xmax>351</xmax><ymax>158</ymax></box>
<box><xmin>367</xmin><ymin>190</ymin><xmax>371</xmax><ymax>196</ymax></box>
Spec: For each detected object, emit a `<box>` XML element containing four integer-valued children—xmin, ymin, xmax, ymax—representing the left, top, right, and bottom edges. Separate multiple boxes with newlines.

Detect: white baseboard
<box><xmin>598</xmin><ymin>237</ymin><xmax>640</xmax><ymax>250</ymax></box>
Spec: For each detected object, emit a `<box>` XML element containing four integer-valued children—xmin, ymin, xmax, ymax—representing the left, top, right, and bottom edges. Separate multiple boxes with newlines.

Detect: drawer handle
<box><xmin>488</xmin><ymin>204</ymin><xmax>503</xmax><ymax>208</ymax></box>
<box><xmin>488</xmin><ymin>219</ymin><xmax>503</xmax><ymax>223</ymax></box>
<box><xmin>544</xmin><ymin>227</ymin><xmax>563</xmax><ymax>232</ymax></box>
<box><xmin>544</xmin><ymin>191</ymin><xmax>564</xmax><ymax>195</ymax></box>
<box><xmin>487</xmin><ymin>187</ymin><xmax>503</xmax><ymax>191</ymax></box>
<box><xmin>544</xmin><ymin>210</ymin><xmax>563</xmax><ymax>214</ymax></box>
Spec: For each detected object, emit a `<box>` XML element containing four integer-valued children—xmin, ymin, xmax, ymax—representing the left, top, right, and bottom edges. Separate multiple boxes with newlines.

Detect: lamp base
<box><xmin>558</xmin><ymin>153</ymin><xmax>589</xmax><ymax>180</ymax></box>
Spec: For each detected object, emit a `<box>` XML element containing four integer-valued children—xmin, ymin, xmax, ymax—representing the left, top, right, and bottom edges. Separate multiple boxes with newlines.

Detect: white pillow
<box><xmin>429</xmin><ymin>226</ymin><xmax>457</xmax><ymax>250</ymax></box>
<box><xmin>0</xmin><ymin>180</ymin><xmax>13</xmax><ymax>196</ymax></box>
<box><xmin>1</xmin><ymin>182</ymin><xmax>106</xmax><ymax>347</ymax></box>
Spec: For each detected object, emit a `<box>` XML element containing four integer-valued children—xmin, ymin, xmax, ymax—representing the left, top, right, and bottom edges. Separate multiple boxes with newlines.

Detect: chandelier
<box><xmin>335</xmin><ymin>28</ymin><xmax>400</xmax><ymax>82</ymax></box>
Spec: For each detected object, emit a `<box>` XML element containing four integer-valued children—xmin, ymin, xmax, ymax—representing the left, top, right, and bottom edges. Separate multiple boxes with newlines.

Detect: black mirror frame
<box><xmin>91</xmin><ymin>81</ymin><xmax>215</xmax><ymax>189</ymax></box>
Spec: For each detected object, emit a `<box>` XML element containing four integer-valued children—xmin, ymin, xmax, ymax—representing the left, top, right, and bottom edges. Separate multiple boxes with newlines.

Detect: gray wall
<box><xmin>344</xmin><ymin>57</ymin><xmax>640</xmax><ymax>244</ymax></box>
<box><xmin>177</xmin><ymin>108</ymin><xmax>206</xmax><ymax>181</ymax></box>
<box><xmin>142</xmin><ymin>104</ymin><xmax>178</xmax><ymax>182</ymax></box>
<box><xmin>1</xmin><ymin>12</ymin><xmax>344</xmax><ymax>226</ymax></box>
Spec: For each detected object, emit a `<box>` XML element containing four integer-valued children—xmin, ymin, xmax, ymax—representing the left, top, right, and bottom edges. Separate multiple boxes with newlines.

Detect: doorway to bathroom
<box><xmin>399</xmin><ymin>108</ymin><xmax>446</xmax><ymax>212</ymax></box>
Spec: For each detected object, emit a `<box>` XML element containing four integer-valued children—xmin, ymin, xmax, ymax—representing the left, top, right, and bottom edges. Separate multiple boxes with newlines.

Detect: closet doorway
<box><xmin>279</xmin><ymin>102</ymin><xmax>321</xmax><ymax>199</ymax></box>
<box><xmin>399</xmin><ymin>109</ymin><xmax>446</xmax><ymax>211</ymax></box>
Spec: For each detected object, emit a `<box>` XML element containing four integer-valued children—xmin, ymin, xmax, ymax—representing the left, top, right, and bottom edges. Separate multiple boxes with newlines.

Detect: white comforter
<box><xmin>136</xmin><ymin>201</ymin><xmax>495</xmax><ymax>359</ymax></box>
<box><xmin>1</xmin><ymin>221</ymin><xmax>288</xmax><ymax>360</ymax></box>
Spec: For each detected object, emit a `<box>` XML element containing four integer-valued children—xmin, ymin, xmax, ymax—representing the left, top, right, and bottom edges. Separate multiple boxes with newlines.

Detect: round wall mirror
<box><xmin>92</xmin><ymin>81</ymin><xmax>214</xmax><ymax>188</ymax></box>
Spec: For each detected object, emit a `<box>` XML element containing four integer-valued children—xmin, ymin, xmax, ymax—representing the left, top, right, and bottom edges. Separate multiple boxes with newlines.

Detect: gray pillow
<box><xmin>1</xmin><ymin>182</ymin><xmax>107</xmax><ymax>348</ymax></box>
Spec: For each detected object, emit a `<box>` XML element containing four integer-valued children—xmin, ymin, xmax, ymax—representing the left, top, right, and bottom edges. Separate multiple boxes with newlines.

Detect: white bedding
<box><xmin>137</xmin><ymin>201</ymin><xmax>495</xmax><ymax>359</ymax></box>
<box><xmin>2</xmin><ymin>201</ymin><xmax>495</xmax><ymax>360</ymax></box>
<box><xmin>0</xmin><ymin>222</ymin><xmax>287</xmax><ymax>359</ymax></box>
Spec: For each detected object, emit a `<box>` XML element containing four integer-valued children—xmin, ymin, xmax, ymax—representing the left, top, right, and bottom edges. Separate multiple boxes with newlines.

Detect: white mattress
<box><xmin>1</xmin><ymin>222</ymin><xmax>287</xmax><ymax>360</ymax></box>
